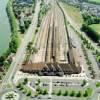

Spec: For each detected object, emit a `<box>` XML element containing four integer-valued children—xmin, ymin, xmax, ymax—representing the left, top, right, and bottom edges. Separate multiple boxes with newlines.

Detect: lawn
<box><xmin>89</xmin><ymin>24</ymin><xmax>100</xmax><ymax>35</ymax></box>
<box><xmin>61</xmin><ymin>2</ymin><xmax>83</xmax><ymax>27</ymax></box>
<box><xmin>88</xmin><ymin>0</ymin><xmax>100</xmax><ymax>3</ymax></box>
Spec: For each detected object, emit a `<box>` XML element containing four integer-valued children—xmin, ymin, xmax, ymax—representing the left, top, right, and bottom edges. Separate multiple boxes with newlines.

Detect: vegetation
<box><xmin>88</xmin><ymin>0</ymin><xmax>100</xmax><ymax>4</ymax></box>
<box><xmin>16</xmin><ymin>82</ymin><xmax>32</xmax><ymax>97</ymax></box>
<box><xmin>96</xmin><ymin>82</ymin><xmax>100</xmax><ymax>87</ymax></box>
<box><xmin>63</xmin><ymin>90</ymin><xmax>68</xmax><ymax>96</ymax></box>
<box><xmin>26</xmin><ymin>90</ymin><xmax>32</xmax><ymax>96</ymax></box>
<box><xmin>23</xmin><ymin>78</ymin><xmax>28</xmax><ymax>85</ymax></box>
<box><xmin>5</xmin><ymin>93</ymin><xmax>16</xmax><ymax>99</ymax></box>
<box><xmin>27</xmin><ymin>42</ymin><xmax>37</xmax><ymax>54</ymax></box>
<box><xmin>83</xmin><ymin>90</ymin><xmax>88</xmax><ymax>97</ymax></box>
<box><xmin>81</xmin><ymin>23</ymin><xmax>100</xmax><ymax>42</ymax></box>
<box><xmin>42</xmin><ymin>89</ymin><xmax>48</xmax><ymax>95</ymax></box>
<box><xmin>76</xmin><ymin>91</ymin><xmax>82</xmax><ymax>97</ymax></box>
<box><xmin>37</xmin><ymin>0</ymin><xmax>49</xmax><ymax>28</ymax></box>
<box><xmin>81</xmin><ymin>80</ymin><xmax>87</xmax><ymax>87</ymax></box>
<box><xmin>56</xmin><ymin>90</ymin><xmax>62</xmax><ymax>96</ymax></box>
<box><xmin>70</xmin><ymin>91</ymin><xmax>75</xmax><ymax>97</ymax></box>
<box><xmin>82</xmin><ymin>13</ymin><xmax>100</xmax><ymax>25</ymax></box>
<box><xmin>89</xmin><ymin>24</ymin><xmax>100</xmax><ymax>35</ymax></box>
<box><xmin>81</xmin><ymin>13</ymin><xmax>100</xmax><ymax>42</ymax></box>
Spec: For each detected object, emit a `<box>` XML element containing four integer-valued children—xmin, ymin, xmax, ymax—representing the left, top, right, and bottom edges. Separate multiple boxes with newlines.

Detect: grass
<box><xmin>89</xmin><ymin>24</ymin><xmax>100</xmax><ymax>35</ymax></box>
<box><xmin>61</xmin><ymin>2</ymin><xmax>83</xmax><ymax>27</ymax></box>
<box><xmin>96</xmin><ymin>82</ymin><xmax>100</xmax><ymax>87</ymax></box>
<box><xmin>88</xmin><ymin>0</ymin><xmax>100</xmax><ymax>3</ymax></box>
<box><xmin>86</xmin><ymin>87</ymin><xmax>93</xmax><ymax>96</ymax></box>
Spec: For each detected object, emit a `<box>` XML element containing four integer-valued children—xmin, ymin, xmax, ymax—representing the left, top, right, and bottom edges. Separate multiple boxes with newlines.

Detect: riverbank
<box><xmin>0</xmin><ymin>0</ymin><xmax>20</xmax><ymax>69</ymax></box>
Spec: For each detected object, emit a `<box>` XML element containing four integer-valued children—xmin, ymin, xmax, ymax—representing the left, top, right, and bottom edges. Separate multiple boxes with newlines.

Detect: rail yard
<box><xmin>1</xmin><ymin>0</ymin><xmax>100</xmax><ymax>100</ymax></box>
<box><xmin>21</xmin><ymin>0</ymin><xmax>81</xmax><ymax>76</ymax></box>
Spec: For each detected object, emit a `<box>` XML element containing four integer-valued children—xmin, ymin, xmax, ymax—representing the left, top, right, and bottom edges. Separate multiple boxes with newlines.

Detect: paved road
<box><xmin>0</xmin><ymin>0</ymin><xmax>41</xmax><ymax>92</ymax></box>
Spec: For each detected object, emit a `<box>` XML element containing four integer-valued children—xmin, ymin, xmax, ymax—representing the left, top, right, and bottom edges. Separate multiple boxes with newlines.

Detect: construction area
<box><xmin>21</xmin><ymin>1</ymin><xmax>82</xmax><ymax>76</ymax></box>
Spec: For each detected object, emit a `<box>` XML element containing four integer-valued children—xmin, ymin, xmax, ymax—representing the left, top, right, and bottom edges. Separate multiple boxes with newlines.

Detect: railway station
<box><xmin>21</xmin><ymin>1</ymin><xmax>82</xmax><ymax>76</ymax></box>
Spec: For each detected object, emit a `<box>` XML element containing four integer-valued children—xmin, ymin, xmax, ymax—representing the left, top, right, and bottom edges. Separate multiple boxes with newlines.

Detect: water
<box><xmin>0</xmin><ymin>0</ymin><xmax>11</xmax><ymax>56</ymax></box>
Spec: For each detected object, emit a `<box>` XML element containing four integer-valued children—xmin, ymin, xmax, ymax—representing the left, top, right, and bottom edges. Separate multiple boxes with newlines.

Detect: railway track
<box><xmin>44</xmin><ymin>0</ymin><xmax>69</xmax><ymax>63</ymax></box>
<box><xmin>30</xmin><ymin>0</ymin><xmax>70</xmax><ymax>64</ymax></box>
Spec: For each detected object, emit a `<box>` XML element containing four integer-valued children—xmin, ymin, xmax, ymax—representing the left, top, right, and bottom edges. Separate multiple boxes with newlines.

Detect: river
<box><xmin>0</xmin><ymin>0</ymin><xmax>11</xmax><ymax>56</ymax></box>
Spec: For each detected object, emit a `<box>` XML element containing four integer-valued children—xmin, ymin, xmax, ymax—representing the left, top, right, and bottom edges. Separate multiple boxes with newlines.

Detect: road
<box><xmin>67</xmin><ymin>25</ymin><xmax>91</xmax><ymax>78</ymax></box>
<box><xmin>0</xmin><ymin>0</ymin><xmax>41</xmax><ymax>91</ymax></box>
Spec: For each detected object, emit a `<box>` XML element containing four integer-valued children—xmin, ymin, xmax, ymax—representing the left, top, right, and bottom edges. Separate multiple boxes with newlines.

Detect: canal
<box><xmin>0</xmin><ymin>0</ymin><xmax>11</xmax><ymax>56</ymax></box>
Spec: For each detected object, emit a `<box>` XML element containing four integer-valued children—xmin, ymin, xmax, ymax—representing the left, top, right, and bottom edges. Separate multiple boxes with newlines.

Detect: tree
<box><xmin>63</xmin><ymin>90</ymin><xmax>68</xmax><ymax>96</ymax></box>
<box><xmin>16</xmin><ymin>83</ymin><xmax>22</xmax><ymax>88</ymax></box>
<box><xmin>83</xmin><ymin>90</ymin><xmax>88</xmax><ymax>97</ymax></box>
<box><xmin>37</xmin><ymin>79</ymin><xmax>41</xmax><ymax>84</ymax></box>
<box><xmin>42</xmin><ymin>89</ymin><xmax>48</xmax><ymax>95</ymax></box>
<box><xmin>38</xmin><ymin>89</ymin><xmax>42</xmax><ymax>94</ymax></box>
<box><xmin>0</xmin><ymin>56</ymin><xmax>6</xmax><ymax>66</ymax></box>
<box><xmin>27</xmin><ymin>42</ymin><xmax>33</xmax><ymax>51</ymax></box>
<box><xmin>3</xmin><ymin>61</ymin><xmax>10</xmax><ymax>70</ymax></box>
<box><xmin>9</xmin><ymin>35</ymin><xmax>19</xmax><ymax>53</ymax></box>
<box><xmin>70</xmin><ymin>91</ymin><xmax>75</xmax><ymax>97</ymax></box>
<box><xmin>81</xmin><ymin>80</ymin><xmax>87</xmax><ymax>86</ymax></box>
<box><xmin>24</xmin><ymin>20</ymin><xmax>31</xmax><ymax>29</ymax></box>
<box><xmin>23</xmin><ymin>78</ymin><xmax>28</xmax><ymax>85</ymax></box>
<box><xmin>57</xmin><ymin>90</ymin><xmax>62</xmax><ymax>96</ymax></box>
<box><xmin>6</xmin><ymin>93</ymin><xmax>15</xmax><ymax>99</ymax></box>
<box><xmin>27</xmin><ymin>90</ymin><xmax>32</xmax><ymax>96</ymax></box>
<box><xmin>76</xmin><ymin>91</ymin><xmax>82</xmax><ymax>97</ymax></box>
<box><xmin>20</xmin><ymin>26</ymin><xmax>25</xmax><ymax>33</ymax></box>
<box><xmin>19</xmin><ymin>85</ymin><xmax>24</xmax><ymax>90</ymax></box>
<box><xmin>36</xmin><ymin>86</ymin><xmax>41</xmax><ymax>92</ymax></box>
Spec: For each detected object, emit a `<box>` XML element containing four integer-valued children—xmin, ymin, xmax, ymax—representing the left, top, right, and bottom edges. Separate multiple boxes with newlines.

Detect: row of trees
<box><xmin>82</xmin><ymin>13</ymin><xmax>100</xmax><ymax>25</ymax></box>
<box><xmin>37</xmin><ymin>0</ymin><xmax>49</xmax><ymax>28</ymax></box>
<box><xmin>16</xmin><ymin>78</ymin><xmax>32</xmax><ymax>96</ymax></box>
<box><xmin>17</xmin><ymin>83</ymin><xmax>32</xmax><ymax>96</ymax></box>
<box><xmin>52</xmin><ymin>87</ymin><xmax>93</xmax><ymax>97</ymax></box>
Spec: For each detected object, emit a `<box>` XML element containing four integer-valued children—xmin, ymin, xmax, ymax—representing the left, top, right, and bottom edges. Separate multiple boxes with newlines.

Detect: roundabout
<box><xmin>2</xmin><ymin>91</ymin><xmax>19</xmax><ymax>100</ymax></box>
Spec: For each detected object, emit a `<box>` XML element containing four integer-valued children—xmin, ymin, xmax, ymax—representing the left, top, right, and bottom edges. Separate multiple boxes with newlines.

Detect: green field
<box><xmin>88</xmin><ymin>0</ymin><xmax>100</xmax><ymax>3</ymax></box>
<box><xmin>89</xmin><ymin>24</ymin><xmax>100</xmax><ymax>35</ymax></box>
<box><xmin>61</xmin><ymin>2</ymin><xmax>83</xmax><ymax>27</ymax></box>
